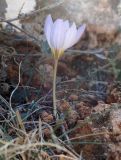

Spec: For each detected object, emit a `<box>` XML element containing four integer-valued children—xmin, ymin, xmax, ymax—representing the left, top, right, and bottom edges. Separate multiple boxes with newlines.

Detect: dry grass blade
<box><xmin>0</xmin><ymin>141</ymin><xmax>79</xmax><ymax>159</ymax></box>
<box><xmin>9</xmin><ymin>61</ymin><xmax>22</xmax><ymax>114</ymax></box>
<box><xmin>16</xmin><ymin>110</ymin><xmax>26</xmax><ymax>132</ymax></box>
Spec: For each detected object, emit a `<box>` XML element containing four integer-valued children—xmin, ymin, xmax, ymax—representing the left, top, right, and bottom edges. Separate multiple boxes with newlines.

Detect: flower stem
<box><xmin>53</xmin><ymin>58</ymin><xmax>58</xmax><ymax>117</ymax></box>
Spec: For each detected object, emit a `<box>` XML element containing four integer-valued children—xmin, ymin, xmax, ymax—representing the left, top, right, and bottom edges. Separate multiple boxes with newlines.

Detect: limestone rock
<box><xmin>0</xmin><ymin>0</ymin><xmax>121</xmax><ymax>41</ymax></box>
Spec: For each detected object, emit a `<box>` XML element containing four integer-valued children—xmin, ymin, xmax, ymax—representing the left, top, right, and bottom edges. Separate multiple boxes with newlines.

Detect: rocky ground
<box><xmin>0</xmin><ymin>22</ymin><xmax>121</xmax><ymax>159</ymax></box>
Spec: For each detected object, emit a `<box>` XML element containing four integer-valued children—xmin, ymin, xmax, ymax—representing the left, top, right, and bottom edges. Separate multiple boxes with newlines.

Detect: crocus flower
<box><xmin>44</xmin><ymin>14</ymin><xmax>86</xmax><ymax>59</ymax></box>
<box><xmin>44</xmin><ymin>14</ymin><xmax>86</xmax><ymax>117</ymax></box>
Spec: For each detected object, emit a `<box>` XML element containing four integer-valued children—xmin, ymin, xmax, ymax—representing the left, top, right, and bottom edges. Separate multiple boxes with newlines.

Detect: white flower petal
<box><xmin>44</xmin><ymin>14</ymin><xmax>53</xmax><ymax>47</ymax></box>
<box><xmin>50</xmin><ymin>19</ymin><xmax>65</xmax><ymax>49</ymax></box>
<box><xmin>63</xmin><ymin>23</ymin><xmax>77</xmax><ymax>50</ymax></box>
<box><xmin>44</xmin><ymin>14</ymin><xmax>86</xmax><ymax>55</ymax></box>
<box><xmin>74</xmin><ymin>24</ymin><xmax>86</xmax><ymax>44</ymax></box>
<box><xmin>64</xmin><ymin>20</ymin><xmax>69</xmax><ymax>31</ymax></box>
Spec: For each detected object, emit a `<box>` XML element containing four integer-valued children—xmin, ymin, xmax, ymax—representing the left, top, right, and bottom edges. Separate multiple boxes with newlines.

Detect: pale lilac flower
<box><xmin>44</xmin><ymin>14</ymin><xmax>86</xmax><ymax>59</ymax></box>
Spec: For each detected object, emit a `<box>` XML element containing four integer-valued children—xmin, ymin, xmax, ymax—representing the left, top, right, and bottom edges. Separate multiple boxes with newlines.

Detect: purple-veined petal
<box><xmin>44</xmin><ymin>15</ymin><xmax>53</xmax><ymax>47</ymax></box>
<box><xmin>63</xmin><ymin>22</ymin><xmax>77</xmax><ymax>50</ymax></box>
<box><xmin>74</xmin><ymin>24</ymin><xmax>86</xmax><ymax>44</ymax></box>
<box><xmin>50</xmin><ymin>19</ymin><xmax>66</xmax><ymax>49</ymax></box>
